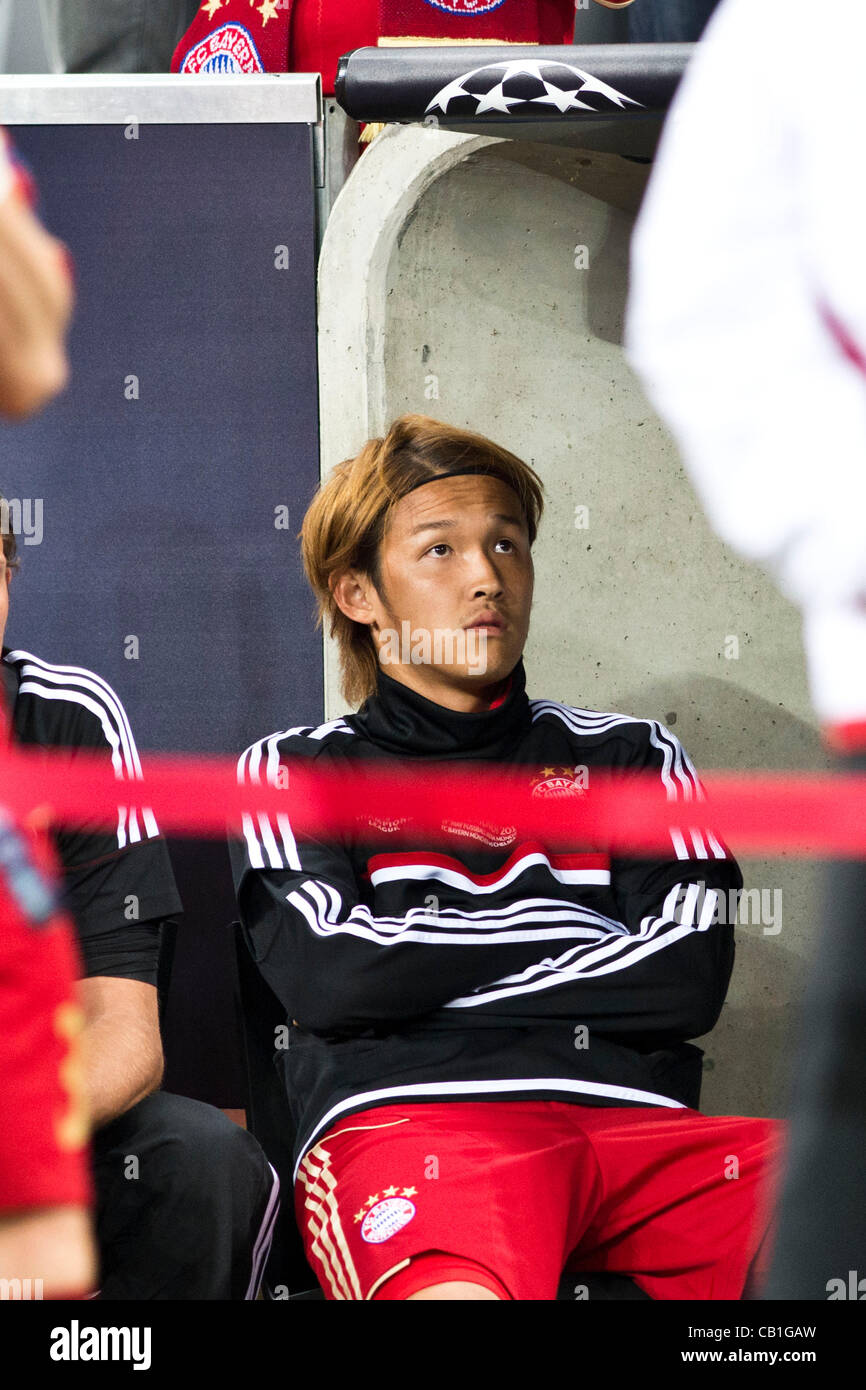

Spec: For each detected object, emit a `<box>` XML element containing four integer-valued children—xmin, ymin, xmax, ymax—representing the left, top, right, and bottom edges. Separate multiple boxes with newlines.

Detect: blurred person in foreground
<box><xmin>0</xmin><ymin>127</ymin><xmax>73</xmax><ymax>420</ymax></box>
<box><xmin>624</xmin><ymin>0</ymin><xmax>866</xmax><ymax>1299</ymax></box>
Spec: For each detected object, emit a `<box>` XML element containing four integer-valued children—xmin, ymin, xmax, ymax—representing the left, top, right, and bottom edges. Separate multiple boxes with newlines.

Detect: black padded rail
<box><xmin>336</xmin><ymin>42</ymin><xmax>690</xmax><ymax>125</ymax></box>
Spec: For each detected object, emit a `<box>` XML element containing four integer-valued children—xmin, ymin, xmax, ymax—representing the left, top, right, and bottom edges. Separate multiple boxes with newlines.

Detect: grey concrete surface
<box><xmin>1</xmin><ymin>0</ymin><xmax>48</xmax><ymax>72</ymax></box>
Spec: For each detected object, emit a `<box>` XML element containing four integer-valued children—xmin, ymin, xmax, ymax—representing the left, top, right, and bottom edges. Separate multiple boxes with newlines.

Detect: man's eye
<box><xmin>425</xmin><ymin>539</ymin><xmax>518</xmax><ymax>557</ymax></box>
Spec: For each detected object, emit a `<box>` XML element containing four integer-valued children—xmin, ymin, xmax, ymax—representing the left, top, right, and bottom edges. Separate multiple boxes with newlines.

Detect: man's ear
<box><xmin>331</xmin><ymin>569</ymin><xmax>377</xmax><ymax>627</ymax></box>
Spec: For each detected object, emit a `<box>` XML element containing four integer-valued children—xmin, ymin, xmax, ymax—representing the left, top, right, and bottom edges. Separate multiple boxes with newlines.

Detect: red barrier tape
<box><xmin>2</xmin><ymin>744</ymin><xmax>866</xmax><ymax>856</ymax></box>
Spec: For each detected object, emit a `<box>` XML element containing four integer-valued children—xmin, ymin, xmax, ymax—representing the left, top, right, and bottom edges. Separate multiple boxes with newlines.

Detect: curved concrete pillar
<box><xmin>318</xmin><ymin>122</ymin><xmax>506</xmax><ymax>454</ymax></box>
<box><xmin>315</xmin><ymin>117</ymin><xmax>824</xmax><ymax>1119</ymax></box>
<box><xmin>317</xmin><ymin>121</ymin><xmax>509</xmax><ymax>714</ymax></box>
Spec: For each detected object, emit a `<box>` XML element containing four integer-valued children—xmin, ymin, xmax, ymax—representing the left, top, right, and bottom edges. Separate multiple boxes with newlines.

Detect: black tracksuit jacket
<box><xmin>231</xmin><ymin>656</ymin><xmax>743</xmax><ymax>1182</ymax></box>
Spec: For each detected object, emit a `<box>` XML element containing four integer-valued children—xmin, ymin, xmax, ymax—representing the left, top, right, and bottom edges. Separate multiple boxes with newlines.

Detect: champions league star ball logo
<box><xmin>425</xmin><ymin>59</ymin><xmax>643</xmax><ymax>119</ymax></box>
<box><xmin>179</xmin><ymin>23</ymin><xmax>265</xmax><ymax>74</ymax></box>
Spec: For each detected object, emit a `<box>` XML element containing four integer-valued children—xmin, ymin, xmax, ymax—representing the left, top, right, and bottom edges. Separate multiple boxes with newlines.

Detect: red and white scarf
<box><xmin>172</xmin><ymin>0</ymin><xmax>583</xmax><ymax>92</ymax></box>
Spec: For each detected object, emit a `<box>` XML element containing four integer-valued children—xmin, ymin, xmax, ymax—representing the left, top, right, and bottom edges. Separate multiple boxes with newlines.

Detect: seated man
<box><xmin>231</xmin><ymin>413</ymin><xmax>784</xmax><ymax>1301</ymax></box>
<box><xmin>0</xmin><ymin>512</ymin><xmax>280</xmax><ymax>1299</ymax></box>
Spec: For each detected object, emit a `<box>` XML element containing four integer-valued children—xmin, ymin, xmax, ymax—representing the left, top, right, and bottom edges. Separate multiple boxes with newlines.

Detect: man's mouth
<box><xmin>465</xmin><ymin>612</ymin><xmax>505</xmax><ymax>632</ymax></box>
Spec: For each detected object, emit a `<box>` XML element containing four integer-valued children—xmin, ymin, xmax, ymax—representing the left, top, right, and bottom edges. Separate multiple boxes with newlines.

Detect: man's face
<box><xmin>335</xmin><ymin>474</ymin><xmax>534</xmax><ymax>706</ymax></box>
<box><xmin>0</xmin><ymin>550</ymin><xmax>9</xmax><ymax>650</ymax></box>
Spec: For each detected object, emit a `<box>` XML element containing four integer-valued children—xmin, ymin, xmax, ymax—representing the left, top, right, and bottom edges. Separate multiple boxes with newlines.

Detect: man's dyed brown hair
<box><xmin>300</xmin><ymin>413</ymin><xmax>544</xmax><ymax>707</ymax></box>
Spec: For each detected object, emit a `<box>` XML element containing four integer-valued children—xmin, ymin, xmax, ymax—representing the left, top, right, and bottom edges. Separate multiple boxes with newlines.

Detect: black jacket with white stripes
<box><xmin>2</xmin><ymin>646</ymin><xmax>182</xmax><ymax>982</ymax></box>
<box><xmin>231</xmin><ymin>656</ymin><xmax>743</xmax><ymax>1182</ymax></box>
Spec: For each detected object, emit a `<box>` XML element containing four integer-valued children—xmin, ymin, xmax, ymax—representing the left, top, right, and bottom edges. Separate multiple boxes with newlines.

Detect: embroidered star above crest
<box><xmin>202</xmin><ymin>0</ymin><xmax>223</xmax><ymax>18</ymax></box>
<box><xmin>255</xmin><ymin>0</ymin><xmax>279</xmax><ymax>25</ymax></box>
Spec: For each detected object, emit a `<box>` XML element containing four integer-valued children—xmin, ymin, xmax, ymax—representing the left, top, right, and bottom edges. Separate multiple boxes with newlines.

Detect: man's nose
<box><xmin>469</xmin><ymin>550</ymin><xmax>505</xmax><ymax>592</ymax></box>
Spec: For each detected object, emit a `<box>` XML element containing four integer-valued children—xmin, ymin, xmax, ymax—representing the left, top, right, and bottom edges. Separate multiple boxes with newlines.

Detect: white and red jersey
<box><xmin>624</xmin><ymin>0</ymin><xmax>866</xmax><ymax>732</ymax></box>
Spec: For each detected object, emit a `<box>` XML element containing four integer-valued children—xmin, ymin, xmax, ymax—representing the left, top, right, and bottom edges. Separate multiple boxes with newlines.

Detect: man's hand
<box><xmin>76</xmin><ymin>976</ymin><xmax>164</xmax><ymax>1130</ymax></box>
<box><xmin>0</xmin><ymin>189</ymin><xmax>74</xmax><ymax>420</ymax></box>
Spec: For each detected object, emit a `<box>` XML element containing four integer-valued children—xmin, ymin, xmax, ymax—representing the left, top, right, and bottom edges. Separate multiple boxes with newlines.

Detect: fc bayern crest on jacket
<box><xmin>178</xmin><ymin>22</ymin><xmax>265</xmax><ymax>73</ymax></box>
<box><xmin>530</xmin><ymin>766</ymin><xmax>588</xmax><ymax>799</ymax></box>
<box><xmin>426</xmin><ymin>59</ymin><xmax>643</xmax><ymax>119</ymax></box>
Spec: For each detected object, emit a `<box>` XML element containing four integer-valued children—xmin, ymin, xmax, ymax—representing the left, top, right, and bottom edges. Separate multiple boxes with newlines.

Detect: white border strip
<box><xmin>0</xmin><ymin>73</ymin><xmax>321</xmax><ymax>124</ymax></box>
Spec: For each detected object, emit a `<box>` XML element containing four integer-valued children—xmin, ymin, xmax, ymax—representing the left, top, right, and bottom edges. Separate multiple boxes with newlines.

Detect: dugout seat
<box><xmin>156</xmin><ymin>917</ymin><xmax>178</xmax><ymax>1036</ymax></box>
<box><xmin>231</xmin><ymin>922</ymin><xmax>653</xmax><ymax>1301</ymax></box>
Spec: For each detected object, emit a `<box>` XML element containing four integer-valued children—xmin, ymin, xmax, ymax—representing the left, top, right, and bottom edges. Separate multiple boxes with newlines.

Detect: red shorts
<box><xmin>0</xmin><ymin>820</ymin><xmax>92</xmax><ymax>1212</ymax></box>
<box><xmin>295</xmin><ymin>1100</ymin><xmax>786</xmax><ymax>1300</ymax></box>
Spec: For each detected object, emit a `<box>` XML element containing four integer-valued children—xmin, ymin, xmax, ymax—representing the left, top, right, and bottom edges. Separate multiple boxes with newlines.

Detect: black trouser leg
<box><xmin>91</xmin><ymin>1091</ymin><xmax>280</xmax><ymax>1299</ymax></box>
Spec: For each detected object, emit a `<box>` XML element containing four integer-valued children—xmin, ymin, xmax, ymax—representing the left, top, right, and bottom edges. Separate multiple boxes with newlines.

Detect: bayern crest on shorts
<box><xmin>179</xmin><ymin>23</ymin><xmax>265</xmax><ymax>74</ymax></box>
<box><xmin>360</xmin><ymin>1196</ymin><xmax>417</xmax><ymax>1244</ymax></box>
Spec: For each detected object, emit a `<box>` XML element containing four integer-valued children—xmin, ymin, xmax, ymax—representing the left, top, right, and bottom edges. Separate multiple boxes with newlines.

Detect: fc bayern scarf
<box><xmin>378</xmin><ymin>2</ymin><xmax>563</xmax><ymax>44</ymax></box>
<box><xmin>172</xmin><ymin>0</ymin><xmax>292</xmax><ymax>75</ymax></box>
<box><xmin>172</xmin><ymin>1</ymin><xmax>585</xmax><ymax>83</ymax></box>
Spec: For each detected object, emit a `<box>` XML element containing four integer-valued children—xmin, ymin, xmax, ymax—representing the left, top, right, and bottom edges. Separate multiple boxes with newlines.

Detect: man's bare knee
<box><xmin>406</xmin><ymin>1280</ymin><xmax>502</xmax><ymax>1300</ymax></box>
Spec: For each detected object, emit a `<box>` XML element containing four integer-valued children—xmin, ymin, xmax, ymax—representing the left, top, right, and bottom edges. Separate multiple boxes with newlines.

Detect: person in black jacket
<box><xmin>1</xmin><ymin>510</ymin><xmax>279</xmax><ymax>1298</ymax></box>
<box><xmin>232</xmin><ymin>413</ymin><xmax>784</xmax><ymax>1301</ymax></box>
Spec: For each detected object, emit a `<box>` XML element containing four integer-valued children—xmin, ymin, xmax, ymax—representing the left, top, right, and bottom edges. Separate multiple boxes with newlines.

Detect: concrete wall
<box><xmin>318</xmin><ymin>123</ymin><xmax>829</xmax><ymax>1120</ymax></box>
<box><xmin>1</xmin><ymin>0</ymin><xmax>49</xmax><ymax>73</ymax></box>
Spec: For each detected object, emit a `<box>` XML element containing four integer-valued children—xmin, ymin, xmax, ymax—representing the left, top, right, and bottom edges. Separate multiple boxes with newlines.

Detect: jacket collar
<box><xmin>348</xmin><ymin>656</ymin><xmax>532</xmax><ymax>759</ymax></box>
